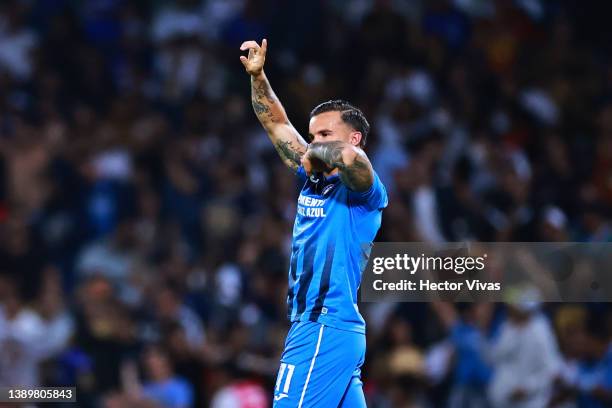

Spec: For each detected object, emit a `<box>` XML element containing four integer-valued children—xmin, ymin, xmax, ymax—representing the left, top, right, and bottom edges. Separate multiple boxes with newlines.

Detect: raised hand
<box><xmin>240</xmin><ymin>39</ymin><xmax>268</xmax><ymax>77</ymax></box>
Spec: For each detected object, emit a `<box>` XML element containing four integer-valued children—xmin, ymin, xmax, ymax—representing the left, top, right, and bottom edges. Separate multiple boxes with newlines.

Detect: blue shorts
<box><xmin>273</xmin><ymin>321</ymin><xmax>366</xmax><ymax>408</ymax></box>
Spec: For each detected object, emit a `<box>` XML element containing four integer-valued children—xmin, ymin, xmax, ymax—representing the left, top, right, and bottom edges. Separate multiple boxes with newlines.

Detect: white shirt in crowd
<box><xmin>0</xmin><ymin>306</ymin><xmax>73</xmax><ymax>387</ymax></box>
<box><xmin>488</xmin><ymin>313</ymin><xmax>562</xmax><ymax>408</ymax></box>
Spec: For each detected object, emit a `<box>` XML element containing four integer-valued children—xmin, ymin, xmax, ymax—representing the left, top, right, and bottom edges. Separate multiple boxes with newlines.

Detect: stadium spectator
<box><xmin>0</xmin><ymin>272</ymin><xmax>72</xmax><ymax>387</ymax></box>
<box><xmin>141</xmin><ymin>345</ymin><xmax>195</xmax><ymax>408</ymax></box>
<box><xmin>488</xmin><ymin>297</ymin><xmax>562</xmax><ymax>408</ymax></box>
<box><xmin>432</xmin><ymin>302</ymin><xmax>493</xmax><ymax>408</ymax></box>
<box><xmin>209</xmin><ymin>361</ymin><xmax>268</xmax><ymax>408</ymax></box>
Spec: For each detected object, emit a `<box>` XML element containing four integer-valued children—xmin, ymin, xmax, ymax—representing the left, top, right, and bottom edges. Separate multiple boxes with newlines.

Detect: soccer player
<box><xmin>240</xmin><ymin>39</ymin><xmax>388</xmax><ymax>407</ymax></box>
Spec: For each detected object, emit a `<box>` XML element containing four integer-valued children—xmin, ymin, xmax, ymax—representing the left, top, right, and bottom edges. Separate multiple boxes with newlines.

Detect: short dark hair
<box><xmin>310</xmin><ymin>100</ymin><xmax>370</xmax><ymax>147</ymax></box>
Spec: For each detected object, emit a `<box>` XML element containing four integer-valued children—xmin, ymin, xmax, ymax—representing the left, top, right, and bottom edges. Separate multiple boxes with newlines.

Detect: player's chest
<box><xmin>296</xmin><ymin>177</ymin><xmax>344</xmax><ymax>220</ymax></box>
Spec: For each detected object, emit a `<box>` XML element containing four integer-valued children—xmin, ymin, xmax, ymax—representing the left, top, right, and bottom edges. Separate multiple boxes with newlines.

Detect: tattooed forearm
<box><xmin>248</xmin><ymin>72</ymin><xmax>308</xmax><ymax>172</ymax></box>
<box><xmin>253</xmin><ymin>79</ymin><xmax>275</xmax><ymax>104</ymax></box>
<box><xmin>253</xmin><ymin>99</ymin><xmax>269</xmax><ymax>115</ymax></box>
<box><xmin>274</xmin><ymin>140</ymin><xmax>305</xmax><ymax>171</ymax></box>
<box><xmin>308</xmin><ymin>142</ymin><xmax>373</xmax><ymax>191</ymax></box>
<box><xmin>339</xmin><ymin>156</ymin><xmax>372</xmax><ymax>192</ymax></box>
<box><xmin>251</xmin><ymin>74</ymin><xmax>284</xmax><ymax>126</ymax></box>
<box><xmin>307</xmin><ymin>142</ymin><xmax>347</xmax><ymax>169</ymax></box>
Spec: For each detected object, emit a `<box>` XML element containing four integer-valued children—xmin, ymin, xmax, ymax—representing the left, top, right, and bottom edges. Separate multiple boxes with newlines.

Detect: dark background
<box><xmin>0</xmin><ymin>0</ymin><xmax>611</xmax><ymax>407</ymax></box>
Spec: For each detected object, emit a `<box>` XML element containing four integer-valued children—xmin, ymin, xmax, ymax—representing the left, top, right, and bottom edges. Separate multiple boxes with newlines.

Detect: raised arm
<box><xmin>240</xmin><ymin>39</ymin><xmax>308</xmax><ymax>172</ymax></box>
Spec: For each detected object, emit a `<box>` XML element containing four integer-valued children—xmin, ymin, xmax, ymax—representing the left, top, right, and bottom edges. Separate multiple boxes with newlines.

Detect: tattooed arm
<box><xmin>240</xmin><ymin>39</ymin><xmax>308</xmax><ymax>172</ymax></box>
<box><xmin>302</xmin><ymin>141</ymin><xmax>374</xmax><ymax>192</ymax></box>
<box><xmin>250</xmin><ymin>72</ymin><xmax>307</xmax><ymax>171</ymax></box>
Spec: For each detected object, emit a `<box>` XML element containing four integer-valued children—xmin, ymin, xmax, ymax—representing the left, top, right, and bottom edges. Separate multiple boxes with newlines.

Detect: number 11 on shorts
<box><xmin>275</xmin><ymin>363</ymin><xmax>295</xmax><ymax>401</ymax></box>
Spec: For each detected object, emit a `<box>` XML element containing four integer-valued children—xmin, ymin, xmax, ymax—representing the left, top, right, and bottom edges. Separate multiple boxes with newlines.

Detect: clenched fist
<box><xmin>301</xmin><ymin>148</ymin><xmax>333</xmax><ymax>177</ymax></box>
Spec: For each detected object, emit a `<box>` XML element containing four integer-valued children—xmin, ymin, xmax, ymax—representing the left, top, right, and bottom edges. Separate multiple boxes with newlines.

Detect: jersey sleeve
<box><xmin>348</xmin><ymin>171</ymin><xmax>388</xmax><ymax>211</ymax></box>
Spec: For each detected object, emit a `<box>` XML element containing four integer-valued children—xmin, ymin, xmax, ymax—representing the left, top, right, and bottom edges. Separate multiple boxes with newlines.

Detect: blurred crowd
<box><xmin>0</xmin><ymin>0</ymin><xmax>611</xmax><ymax>406</ymax></box>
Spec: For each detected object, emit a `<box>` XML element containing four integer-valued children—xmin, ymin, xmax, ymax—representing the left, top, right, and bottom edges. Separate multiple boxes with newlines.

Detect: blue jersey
<box><xmin>576</xmin><ymin>345</ymin><xmax>612</xmax><ymax>408</ymax></box>
<box><xmin>286</xmin><ymin>166</ymin><xmax>388</xmax><ymax>333</ymax></box>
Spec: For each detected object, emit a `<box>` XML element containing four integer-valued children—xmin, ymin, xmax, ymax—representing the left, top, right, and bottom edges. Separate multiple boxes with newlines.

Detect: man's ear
<box><xmin>349</xmin><ymin>131</ymin><xmax>362</xmax><ymax>147</ymax></box>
